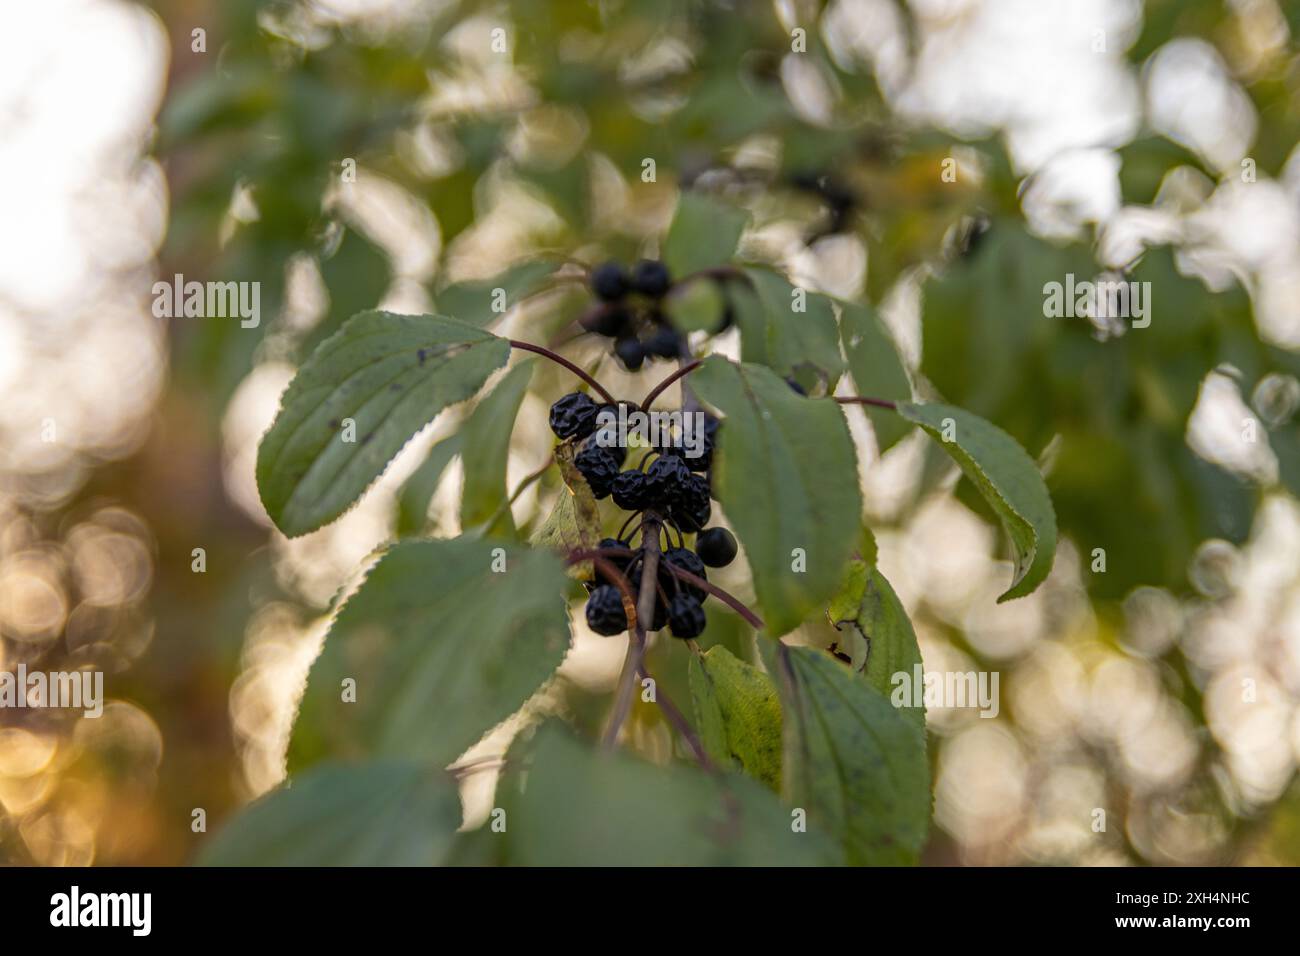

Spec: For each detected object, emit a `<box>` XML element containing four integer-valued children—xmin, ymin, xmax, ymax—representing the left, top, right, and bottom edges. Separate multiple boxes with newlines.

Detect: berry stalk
<box><xmin>508</xmin><ymin>339</ymin><xmax>616</xmax><ymax>405</ymax></box>
<box><xmin>602</xmin><ymin>513</ymin><xmax>662</xmax><ymax>748</ymax></box>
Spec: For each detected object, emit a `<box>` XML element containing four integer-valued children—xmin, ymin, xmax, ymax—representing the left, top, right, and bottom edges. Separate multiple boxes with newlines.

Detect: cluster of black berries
<box><xmin>580</xmin><ymin>260</ymin><xmax>685</xmax><ymax>371</ymax></box>
<box><xmin>548</xmin><ymin>391</ymin><xmax>738</xmax><ymax>640</ymax></box>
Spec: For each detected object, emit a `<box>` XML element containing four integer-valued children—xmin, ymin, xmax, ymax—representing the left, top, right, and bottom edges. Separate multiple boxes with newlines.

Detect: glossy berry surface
<box><xmin>581</xmin><ymin>304</ymin><xmax>631</xmax><ymax>337</ymax></box>
<box><xmin>695</xmin><ymin>527</ymin><xmax>737</xmax><ymax>568</ymax></box>
<box><xmin>590</xmin><ymin>261</ymin><xmax>628</xmax><ymax>301</ymax></box>
<box><xmin>549</xmin><ymin>392</ymin><xmax>599</xmax><ymax>440</ymax></box>
<box><xmin>614</xmin><ymin>336</ymin><xmax>645</xmax><ymax>371</ymax></box>
<box><xmin>667</xmin><ymin>593</ymin><xmax>706</xmax><ymax>639</ymax></box>
<box><xmin>644</xmin><ymin>327</ymin><xmax>683</xmax><ymax>359</ymax></box>
<box><xmin>631</xmin><ymin>259</ymin><xmax>672</xmax><ymax>298</ymax></box>
<box><xmin>586</xmin><ymin>585</ymin><xmax>629</xmax><ymax>636</ymax></box>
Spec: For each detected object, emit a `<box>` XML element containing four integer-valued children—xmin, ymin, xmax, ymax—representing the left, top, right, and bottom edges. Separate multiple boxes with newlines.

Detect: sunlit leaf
<box><xmin>256</xmin><ymin>311</ymin><xmax>509</xmax><ymax>537</ymax></box>
<box><xmin>898</xmin><ymin>401</ymin><xmax>1057</xmax><ymax>601</ymax></box>
<box><xmin>840</xmin><ymin>302</ymin><xmax>912</xmax><ymax>453</ymax></box>
<box><xmin>688</xmin><ymin>646</ymin><xmax>782</xmax><ymax>789</ymax></box>
<box><xmin>460</xmin><ymin>361</ymin><xmax>535</xmax><ymax>535</ymax></box>
<box><xmin>731</xmin><ymin>268</ymin><xmax>844</xmax><ymax>384</ymax></box>
<box><xmin>662</xmin><ymin>192</ymin><xmax>749</xmax><ymax>278</ymax></box>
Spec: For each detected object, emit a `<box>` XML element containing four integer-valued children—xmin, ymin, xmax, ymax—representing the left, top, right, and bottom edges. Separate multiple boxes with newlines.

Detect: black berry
<box><xmin>593</xmin><ymin>537</ymin><xmax>633</xmax><ymax>587</ymax></box>
<box><xmin>667</xmin><ymin>593</ymin><xmax>706</xmax><ymax>639</ymax></box>
<box><xmin>610</xmin><ymin>469</ymin><xmax>651</xmax><ymax>511</ymax></box>
<box><xmin>663</xmin><ymin>546</ymin><xmax>707</xmax><ymax>600</ymax></box>
<box><xmin>574</xmin><ymin>443</ymin><xmax>622</xmax><ymax>499</ymax></box>
<box><xmin>549</xmin><ymin>392</ymin><xmax>600</xmax><ymax>441</ymax></box>
<box><xmin>669</xmin><ymin>473</ymin><xmax>711</xmax><ymax>532</ymax></box>
<box><xmin>580</xmin><ymin>303</ymin><xmax>631</xmax><ymax>337</ymax></box>
<box><xmin>644</xmin><ymin>327</ymin><xmax>683</xmax><ymax>359</ymax></box>
<box><xmin>590</xmin><ymin>261</ymin><xmax>629</xmax><ymax>301</ymax></box>
<box><xmin>631</xmin><ymin>259</ymin><xmax>672</xmax><ymax>298</ymax></box>
<box><xmin>695</xmin><ymin>527</ymin><xmax>737</xmax><ymax>568</ymax></box>
<box><xmin>644</xmin><ymin>455</ymin><xmax>691</xmax><ymax>509</ymax></box>
<box><xmin>586</xmin><ymin>585</ymin><xmax>629</xmax><ymax>636</ymax></box>
<box><xmin>614</xmin><ymin>336</ymin><xmax>645</xmax><ymax>371</ymax></box>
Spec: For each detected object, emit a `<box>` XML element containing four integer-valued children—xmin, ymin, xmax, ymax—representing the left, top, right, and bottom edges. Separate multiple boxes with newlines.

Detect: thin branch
<box><xmin>663</xmin><ymin>564</ymin><xmax>765</xmax><ymax>630</ymax></box>
<box><xmin>509</xmin><ymin>339</ymin><xmax>616</xmax><ymax>404</ymax></box>
<box><xmin>603</xmin><ymin>515</ymin><xmax>661</xmax><ymax>749</ymax></box>
<box><xmin>637</xmin><ymin>662</ymin><xmax>714</xmax><ymax>772</ymax></box>
<box><xmin>641</xmin><ymin>359</ymin><xmax>702</xmax><ymax>411</ymax></box>
<box><xmin>834</xmin><ymin>395</ymin><xmax>898</xmax><ymax>411</ymax></box>
<box><xmin>483</xmin><ymin>455</ymin><xmax>553</xmax><ymax>534</ymax></box>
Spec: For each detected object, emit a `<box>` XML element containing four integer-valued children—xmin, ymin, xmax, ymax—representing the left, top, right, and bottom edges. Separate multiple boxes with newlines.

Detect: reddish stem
<box><xmin>663</xmin><ymin>565</ymin><xmax>765</xmax><ymax>630</ymax></box>
<box><xmin>509</xmin><ymin>339</ymin><xmax>616</xmax><ymax>405</ymax></box>
<box><xmin>642</xmin><ymin>360</ymin><xmax>702</xmax><ymax>411</ymax></box>
<box><xmin>834</xmin><ymin>395</ymin><xmax>898</xmax><ymax>411</ymax></box>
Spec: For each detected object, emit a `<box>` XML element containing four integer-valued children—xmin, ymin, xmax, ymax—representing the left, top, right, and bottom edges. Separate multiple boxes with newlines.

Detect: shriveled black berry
<box><xmin>644</xmin><ymin>327</ymin><xmax>683</xmax><ymax>359</ymax></box>
<box><xmin>580</xmin><ymin>303</ymin><xmax>631</xmax><ymax>337</ymax></box>
<box><xmin>631</xmin><ymin>259</ymin><xmax>672</xmax><ymax>298</ymax></box>
<box><xmin>610</xmin><ymin>469</ymin><xmax>651</xmax><ymax>511</ymax></box>
<box><xmin>549</xmin><ymin>392</ymin><xmax>600</xmax><ymax>440</ymax></box>
<box><xmin>590</xmin><ymin>261</ymin><xmax>629</xmax><ymax>301</ymax></box>
<box><xmin>695</xmin><ymin>527</ymin><xmax>737</xmax><ymax>568</ymax></box>
<box><xmin>669</xmin><ymin>473</ymin><xmax>711</xmax><ymax>532</ymax></box>
<box><xmin>586</xmin><ymin>585</ymin><xmax>629</xmax><ymax>636</ymax></box>
<box><xmin>593</xmin><ymin>537</ymin><xmax>633</xmax><ymax>587</ymax></box>
<box><xmin>575</xmin><ymin>443</ymin><xmax>622</xmax><ymax>499</ymax></box>
<box><xmin>663</xmin><ymin>546</ymin><xmax>707</xmax><ymax>600</ymax></box>
<box><xmin>668</xmin><ymin>593</ymin><xmax>706</xmax><ymax>639</ymax></box>
<box><xmin>644</xmin><ymin>455</ymin><xmax>691</xmax><ymax>509</ymax></box>
<box><xmin>615</xmin><ymin>335</ymin><xmax>645</xmax><ymax>371</ymax></box>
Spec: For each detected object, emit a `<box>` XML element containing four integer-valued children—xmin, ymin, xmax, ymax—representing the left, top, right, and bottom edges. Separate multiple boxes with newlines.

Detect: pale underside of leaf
<box><xmin>898</xmin><ymin>401</ymin><xmax>1057</xmax><ymax>601</ymax></box>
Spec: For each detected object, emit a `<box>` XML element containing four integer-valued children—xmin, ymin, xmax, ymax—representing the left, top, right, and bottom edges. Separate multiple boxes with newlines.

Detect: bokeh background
<box><xmin>3</xmin><ymin>0</ymin><xmax>1300</xmax><ymax>865</ymax></box>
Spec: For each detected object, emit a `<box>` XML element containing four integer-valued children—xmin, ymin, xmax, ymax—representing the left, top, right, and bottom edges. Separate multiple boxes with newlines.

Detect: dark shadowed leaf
<box><xmin>764</xmin><ymin>642</ymin><xmax>930</xmax><ymax>865</ymax></box>
<box><xmin>198</xmin><ymin>761</ymin><xmax>460</xmax><ymax>866</ymax></box>
<box><xmin>288</xmin><ymin>537</ymin><xmax>571</xmax><ymax>769</ymax></box>
<box><xmin>500</xmin><ymin>725</ymin><xmax>839</xmax><ymax>865</ymax></box>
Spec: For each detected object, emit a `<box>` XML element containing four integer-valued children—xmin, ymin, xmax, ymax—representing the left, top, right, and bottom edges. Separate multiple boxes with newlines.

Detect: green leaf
<box><xmin>500</xmin><ymin>725</ymin><xmax>840</xmax><ymax>865</ymax></box>
<box><xmin>529</xmin><ymin>442</ymin><xmax>601</xmax><ymax>580</ymax></box>
<box><xmin>459</xmin><ymin>361</ymin><xmax>535</xmax><ymax>535</ymax></box>
<box><xmin>256</xmin><ymin>310</ymin><xmax>509</xmax><ymax>537</ymax></box>
<box><xmin>691</xmin><ymin>357</ymin><xmax>862</xmax><ymax>636</ymax></box>
<box><xmin>764</xmin><ymin>642</ymin><xmax>930</xmax><ymax>865</ymax></box>
<box><xmin>664</xmin><ymin>278</ymin><xmax>726</xmax><ymax>333</ymax></box>
<box><xmin>198</xmin><ymin>761</ymin><xmax>460</xmax><ymax>866</ymax></box>
<box><xmin>897</xmin><ymin>402</ymin><xmax>1057</xmax><ymax>601</ymax></box>
<box><xmin>827</xmin><ymin>561</ymin><xmax>925</xmax><ymax>732</ymax></box>
<box><xmin>288</xmin><ymin>537</ymin><xmax>571</xmax><ymax>769</ymax></box>
<box><xmin>841</xmin><ymin>302</ymin><xmax>913</xmax><ymax>453</ymax></box>
<box><xmin>731</xmin><ymin>268</ymin><xmax>845</xmax><ymax>384</ymax></box>
<box><xmin>662</xmin><ymin>192</ymin><xmax>748</xmax><ymax>278</ymax></box>
<box><xmin>688</xmin><ymin>646</ymin><xmax>782</xmax><ymax>789</ymax></box>
<box><xmin>435</xmin><ymin>261</ymin><xmax>558</xmax><ymax>328</ymax></box>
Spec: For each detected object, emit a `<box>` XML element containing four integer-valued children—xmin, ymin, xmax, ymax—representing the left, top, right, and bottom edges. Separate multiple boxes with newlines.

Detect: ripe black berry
<box><xmin>610</xmin><ymin>469</ymin><xmax>651</xmax><ymax>511</ymax></box>
<box><xmin>644</xmin><ymin>327</ymin><xmax>683</xmax><ymax>359</ymax></box>
<box><xmin>695</xmin><ymin>527</ymin><xmax>737</xmax><ymax>568</ymax></box>
<box><xmin>667</xmin><ymin>593</ymin><xmax>706</xmax><ymax>639</ymax></box>
<box><xmin>574</xmin><ymin>443</ymin><xmax>622</xmax><ymax>499</ymax></box>
<box><xmin>593</xmin><ymin>538</ymin><xmax>633</xmax><ymax>587</ymax></box>
<box><xmin>668</xmin><ymin>473</ymin><xmax>711</xmax><ymax>532</ymax></box>
<box><xmin>644</xmin><ymin>455</ymin><xmax>691</xmax><ymax>509</ymax></box>
<box><xmin>631</xmin><ymin>259</ymin><xmax>672</xmax><ymax>298</ymax></box>
<box><xmin>615</xmin><ymin>336</ymin><xmax>645</xmax><ymax>371</ymax></box>
<box><xmin>549</xmin><ymin>392</ymin><xmax>600</xmax><ymax>441</ymax></box>
<box><xmin>580</xmin><ymin>303</ymin><xmax>631</xmax><ymax>337</ymax></box>
<box><xmin>586</xmin><ymin>585</ymin><xmax>629</xmax><ymax>636</ymax></box>
<box><xmin>590</xmin><ymin>261</ymin><xmax>629</xmax><ymax>301</ymax></box>
<box><xmin>663</xmin><ymin>546</ymin><xmax>707</xmax><ymax>600</ymax></box>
